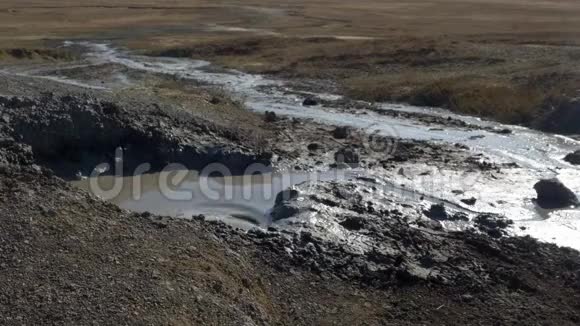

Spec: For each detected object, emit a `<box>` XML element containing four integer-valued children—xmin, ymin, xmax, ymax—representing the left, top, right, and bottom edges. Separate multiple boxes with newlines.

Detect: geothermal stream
<box><xmin>5</xmin><ymin>42</ymin><xmax>580</xmax><ymax>249</ymax></box>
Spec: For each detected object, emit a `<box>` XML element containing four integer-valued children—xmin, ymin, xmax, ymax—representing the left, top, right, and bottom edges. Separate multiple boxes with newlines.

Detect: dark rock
<box><xmin>40</xmin><ymin>206</ymin><xmax>57</xmax><ymax>217</ymax></box>
<box><xmin>332</xmin><ymin>126</ymin><xmax>351</xmax><ymax>139</ymax></box>
<box><xmin>534</xmin><ymin>178</ymin><xmax>579</xmax><ymax>209</ymax></box>
<box><xmin>101</xmin><ymin>102</ymin><xmax>121</xmax><ymax>115</ymax></box>
<box><xmin>271</xmin><ymin>204</ymin><xmax>300</xmax><ymax>222</ymax></box>
<box><xmin>302</xmin><ymin>97</ymin><xmax>318</xmax><ymax>106</ymax></box>
<box><xmin>307</xmin><ymin>143</ymin><xmax>321</xmax><ymax>151</ymax></box>
<box><xmin>334</xmin><ymin>148</ymin><xmax>360</xmax><ymax>165</ymax></box>
<box><xmin>209</xmin><ymin>96</ymin><xmax>221</xmax><ymax>105</ymax></box>
<box><xmin>454</xmin><ymin>143</ymin><xmax>470</xmax><ymax>150</ymax></box>
<box><xmin>192</xmin><ymin>214</ymin><xmax>206</xmax><ymax>221</ymax></box>
<box><xmin>564</xmin><ymin>150</ymin><xmax>580</xmax><ymax>165</ymax></box>
<box><xmin>264</xmin><ymin>111</ymin><xmax>277</xmax><ymax>123</ymax></box>
<box><xmin>424</xmin><ymin>204</ymin><xmax>448</xmax><ymax>220</ymax></box>
<box><xmin>417</xmin><ymin>219</ymin><xmax>443</xmax><ymax>230</ymax></box>
<box><xmin>475</xmin><ymin>213</ymin><xmax>513</xmax><ymax>229</ymax></box>
<box><xmin>391</xmin><ymin>153</ymin><xmax>410</xmax><ymax>162</ymax></box>
<box><xmin>461</xmin><ymin>197</ymin><xmax>477</xmax><ymax>206</ymax></box>
<box><xmin>248</xmin><ymin>228</ymin><xmax>268</xmax><ymax>239</ymax></box>
<box><xmin>495</xmin><ymin>128</ymin><xmax>512</xmax><ymax>135</ymax></box>
<box><xmin>537</xmin><ymin>97</ymin><xmax>580</xmax><ymax>134</ymax></box>
<box><xmin>140</xmin><ymin>211</ymin><xmax>153</xmax><ymax>218</ymax></box>
<box><xmin>150</xmin><ymin>218</ymin><xmax>168</xmax><ymax>229</ymax></box>
<box><xmin>451</xmin><ymin>212</ymin><xmax>469</xmax><ymax>222</ymax></box>
<box><xmin>339</xmin><ymin>216</ymin><xmax>365</xmax><ymax>231</ymax></box>
<box><xmin>474</xmin><ymin>213</ymin><xmax>513</xmax><ymax>238</ymax></box>
<box><xmin>275</xmin><ymin>189</ymin><xmax>300</xmax><ymax>205</ymax></box>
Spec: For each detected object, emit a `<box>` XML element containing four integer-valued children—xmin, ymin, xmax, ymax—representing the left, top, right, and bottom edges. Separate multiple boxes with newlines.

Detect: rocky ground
<box><xmin>1</xmin><ymin>70</ymin><xmax>580</xmax><ymax>325</ymax></box>
<box><xmin>1</xmin><ymin>0</ymin><xmax>580</xmax><ymax>323</ymax></box>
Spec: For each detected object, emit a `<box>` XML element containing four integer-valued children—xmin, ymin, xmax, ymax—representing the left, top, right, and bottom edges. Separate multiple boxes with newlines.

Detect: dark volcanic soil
<box><xmin>1</xmin><ymin>91</ymin><xmax>580</xmax><ymax>325</ymax></box>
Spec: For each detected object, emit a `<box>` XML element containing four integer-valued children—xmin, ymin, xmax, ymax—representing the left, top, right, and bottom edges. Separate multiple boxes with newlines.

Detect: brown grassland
<box><xmin>1</xmin><ymin>0</ymin><xmax>580</xmax><ymax>127</ymax></box>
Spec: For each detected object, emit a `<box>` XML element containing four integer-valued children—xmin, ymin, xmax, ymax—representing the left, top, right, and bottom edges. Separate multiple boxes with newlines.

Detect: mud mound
<box><xmin>0</xmin><ymin>48</ymin><xmax>74</xmax><ymax>61</ymax></box>
<box><xmin>0</xmin><ymin>95</ymin><xmax>270</xmax><ymax>178</ymax></box>
<box><xmin>536</xmin><ymin>97</ymin><xmax>580</xmax><ymax>134</ymax></box>
<box><xmin>565</xmin><ymin>150</ymin><xmax>580</xmax><ymax>165</ymax></box>
<box><xmin>256</xmin><ymin>179</ymin><xmax>580</xmax><ymax>295</ymax></box>
<box><xmin>0</xmin><ymin>92</ymin><xmax>580</xmax><ymax>323</ymax></box>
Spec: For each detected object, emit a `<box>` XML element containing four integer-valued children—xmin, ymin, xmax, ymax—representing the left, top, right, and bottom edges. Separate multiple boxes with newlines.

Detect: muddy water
<box><xmin>22</xmin><ymin>42</ymin><xmax>580</xmax><ymax>249</ymax></box>
<box><xmin>73</xmin><ymin>169</ymin><xmax>356</xmax><ymax>230</ymax></box>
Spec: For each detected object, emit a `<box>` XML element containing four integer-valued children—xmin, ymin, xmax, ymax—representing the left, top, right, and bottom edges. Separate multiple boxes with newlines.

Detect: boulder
<box><xmin>302</xmin><ymin>97</ymin><xmax>318</xmax><ymax>106</ymax></box>
<box><xmin>332</xmin><ymin>126</ymin><xmax>350</xmax><ymax>139</ymax></box>
<box><xmin>564</xmin><ymin>150</ymin><xmax>580</xmax><ymax>165</ymax></box>
<box><xmin>534</xmin><ymin>178</ymin><xmax>579</xmax><ymax>209</ymax></box>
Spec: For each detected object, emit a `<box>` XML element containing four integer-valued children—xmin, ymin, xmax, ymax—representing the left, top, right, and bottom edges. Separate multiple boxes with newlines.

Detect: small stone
<box><xmin>334</xmin><ymin>147</ymin><xmax>360</xmax><ymax>165</ymax></box>
<box><xmin>496</xmin><ymin>128</ymin><xmax>512</xmax><ymax>135</ymax></box>
<box><xmin>275</xmin><ymin>189</ymin><xmax>299</xmax><ymax>205</ymax></box>
<box><xmin>339</xmin><ymin>216</ymin><xmax>365</xmax><ymax>231</ymax></box>
<box><xmin>424</xmin><ymin>204</ymin><xmax>448</xmax><ymax>220</ymax></box>
<box><xmin>264</xmin><ymin>111</ymin><xmax>277</xmax><ymax>122</ymax></box>
<box><xmin>461</xmin><ymin>197</ymin><xmax>477</xmax><ymax>206</ymax></box>
<box><xmin>302</xmin><ymin>97</ymin><xmax>318</xmax><ymax>106</ymax></box>
<box><xmin>192</xmin><ymin>214</ymin><xmax>206</xmax><ymax>221</ymax></box>
<box><xmin>307</xmin><ymin>143</ymin><xmax>321</xmax><ymax>151</ymax></box>
<box><xmin>332</xmin><ymin>126</ymin><xmax>350</xmax><ymax>139</ymax></box>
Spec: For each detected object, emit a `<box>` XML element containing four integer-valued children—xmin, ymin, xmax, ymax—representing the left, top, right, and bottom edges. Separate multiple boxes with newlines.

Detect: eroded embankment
<box><xmin>0</xmin><ymin>48</ymin><xmax>75</xmax><ymax>61</ymax></box>
<box><xmin>0</xmin><ymin>94</ymin><xmax>271</xmax><ymax>179</ymax></box>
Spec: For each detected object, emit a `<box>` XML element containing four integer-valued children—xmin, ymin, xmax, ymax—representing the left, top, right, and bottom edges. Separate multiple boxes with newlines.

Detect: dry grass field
<box><xmin>2</xmin><ymin>0</ymin><xmax>580</xmax><ymax>44</ymax></box>
<box><xmin>2</xmin><ymin>0</ymin><xmax>580</xmax><ymax>126</ymax></box>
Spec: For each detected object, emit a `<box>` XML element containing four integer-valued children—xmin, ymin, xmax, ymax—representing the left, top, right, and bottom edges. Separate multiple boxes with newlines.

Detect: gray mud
<box><xmin>9</xmin><ymin>41</ymin><xmax>578</xmax><ymax>249</ymax></box>
<box><xmin>0</xmin><ymin>80</ymin><xmax>580</xmax><ymax>325</ymax></box>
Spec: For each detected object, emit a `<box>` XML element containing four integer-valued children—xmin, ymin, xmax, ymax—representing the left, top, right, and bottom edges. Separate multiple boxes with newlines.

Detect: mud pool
<box><xmin>5</xmin><ymin>41</ymin><xmax>580</xmax><ymax>249</ymax></box>
<box><xmin>72</xmin><ymin>169</ymin><xmax>359</xmax><ymax>230</ymax></box>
